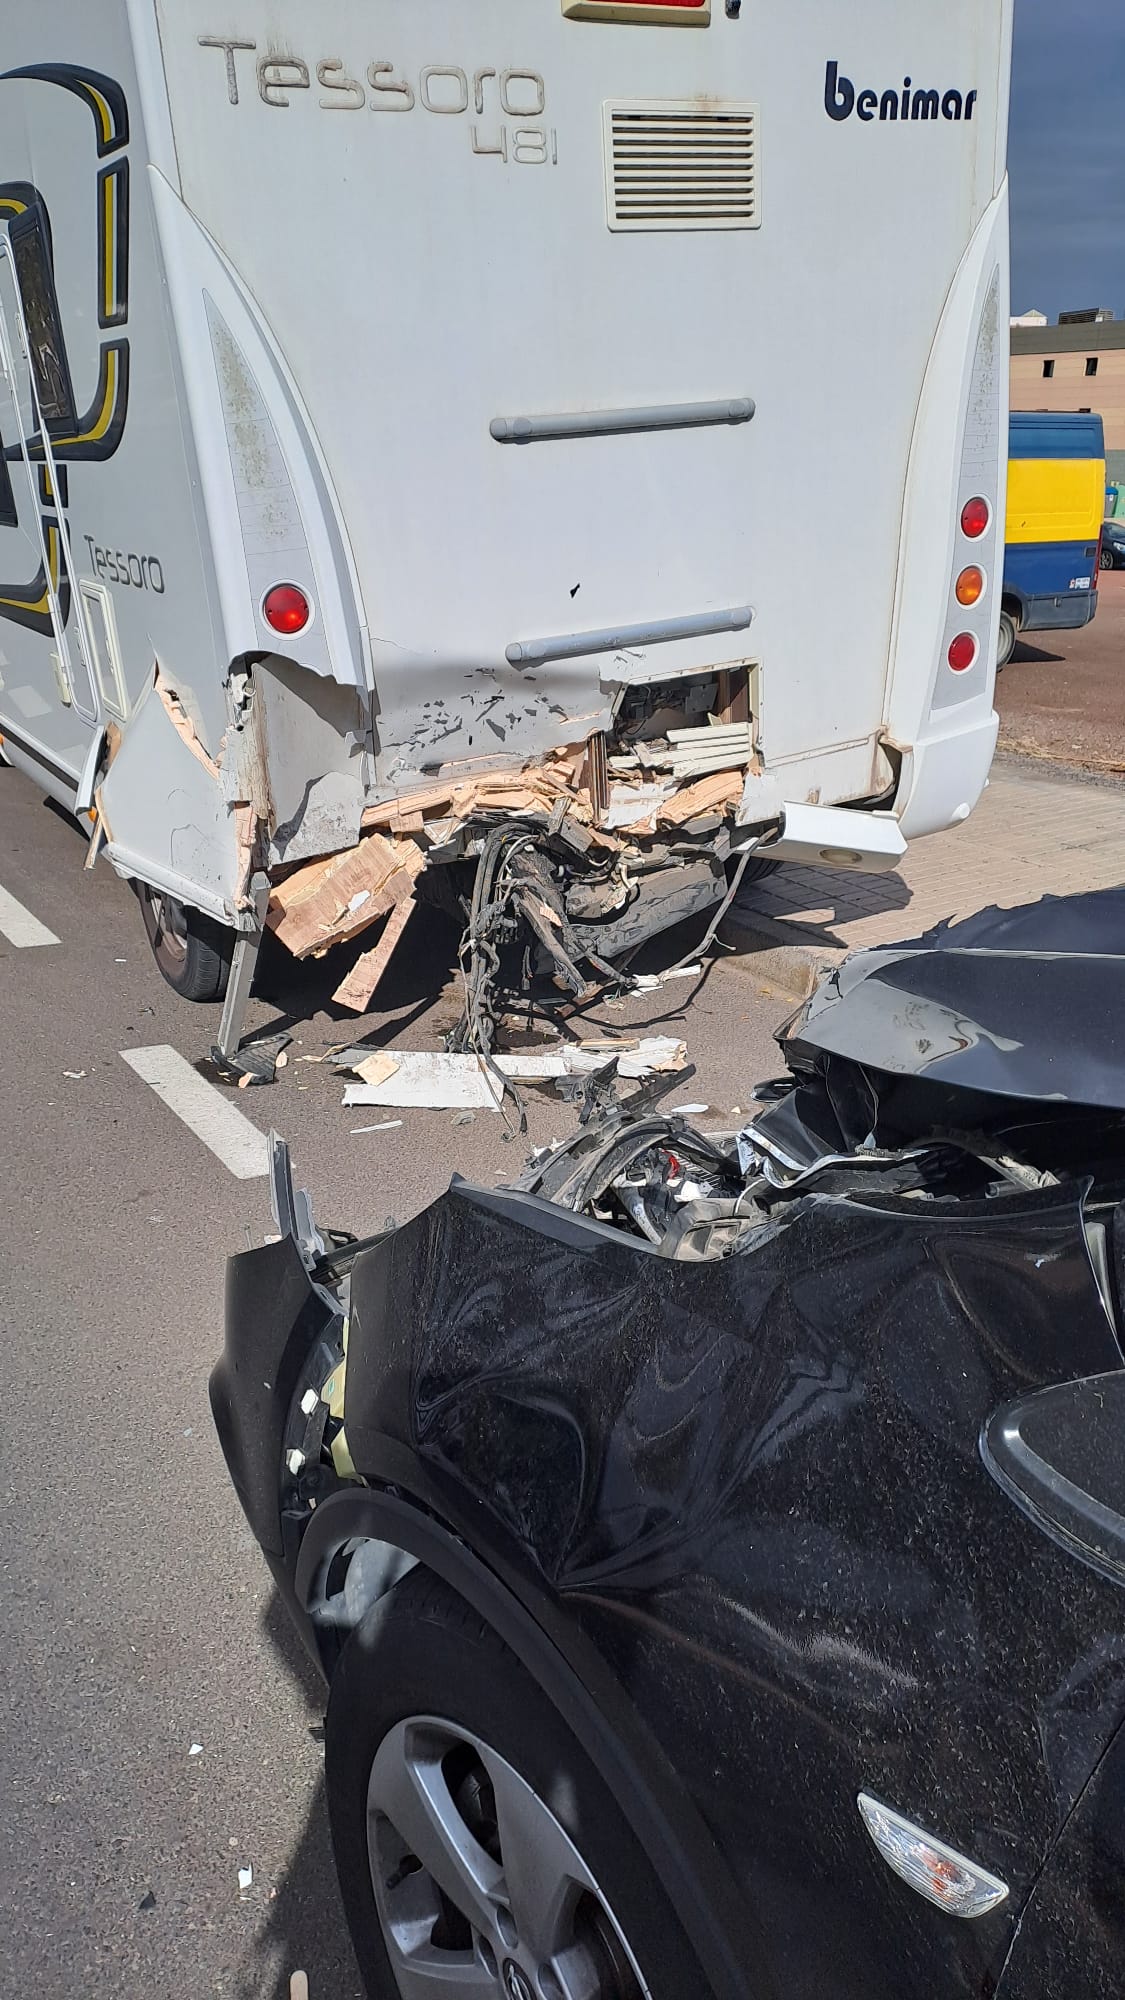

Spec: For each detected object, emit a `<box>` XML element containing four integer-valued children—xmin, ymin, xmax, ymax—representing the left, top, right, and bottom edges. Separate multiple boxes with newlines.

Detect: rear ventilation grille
<box><xmin>604</xmin><ymin>100</ymin><xmax>759</xmax><ymax>232</ymax></box>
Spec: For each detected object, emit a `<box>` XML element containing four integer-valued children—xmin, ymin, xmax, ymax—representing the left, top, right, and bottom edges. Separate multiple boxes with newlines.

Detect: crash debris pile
<box><xmin>264</xmin><ymin>722</ymin><xmax>758</xmax><ymax>1019</ymax></box>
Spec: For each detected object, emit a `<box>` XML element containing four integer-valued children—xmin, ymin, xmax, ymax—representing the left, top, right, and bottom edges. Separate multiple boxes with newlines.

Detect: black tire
<box><xmin>996</xmin><ymin>610</ymin><xmax>1017</xmax><ymax>670</ymax></box>
<box><xmin>325</xmin><ymin>1568</ymin><xmax>712</xmax><ymax>2000</ymax></box>
<box><xmin>1099</xmin><ymin>544</ymin><xmax>1115</xmax><ymax>571</ymax></box>
<box><xmin>725</xmin><ymin>853</ymin><xmax>780</xmax><ymax>888</ymax></box>
<box><xmin>136</xmin><ymin>884</ymin><xmax>233</xmax><ymax>1002</ymax></box>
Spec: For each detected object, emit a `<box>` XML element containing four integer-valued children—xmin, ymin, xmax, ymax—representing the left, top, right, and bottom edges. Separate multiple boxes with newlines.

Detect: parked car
<box><xmin>213</xmin><ymin>888</ymin><xmax>1125</xmax><ymax>2000</ymax></box>
<box><xmin>1100</xmin><ymin>518</ymin><xmax>1125</xmax><ymax>570</ymax></box>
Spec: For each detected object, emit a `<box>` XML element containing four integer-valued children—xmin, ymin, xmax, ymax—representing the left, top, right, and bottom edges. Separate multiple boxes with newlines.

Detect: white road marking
<box><xmin>120</xmin><ymin>1044</ymin><xmax>269</xmax><ymax>1179</ymax></box>
<box><xmin>0</xmin><ymin>880</ymin><xmax>60</xmax><ymax>948</ymax></box>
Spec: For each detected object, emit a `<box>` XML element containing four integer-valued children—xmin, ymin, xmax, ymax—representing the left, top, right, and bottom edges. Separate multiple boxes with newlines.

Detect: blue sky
<box><xmin>1009</xmin><ymin>0</ymin><xmax>1125</xmax><ymax>321</ymax></box>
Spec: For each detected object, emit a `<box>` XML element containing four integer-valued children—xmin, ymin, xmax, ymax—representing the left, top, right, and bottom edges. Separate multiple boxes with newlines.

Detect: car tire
<box><xmin>1099</xmin><ymin>545</ymin><xmax>1115</xmax><ymax>571</ymax></box>
<box><xmin>996</xmin><ymin>610</ymin><xmax>1017</xmax><ymax>670</ymax></box>
<box><xmin>325</xmin><ymin>1568</ymin><xmax>712</xmax><ymax>2000</ymax></box>
<box><xmin>137</xmin><ymin>884</ymin><xmax>233</xmax><ymax>1002</ymax></box>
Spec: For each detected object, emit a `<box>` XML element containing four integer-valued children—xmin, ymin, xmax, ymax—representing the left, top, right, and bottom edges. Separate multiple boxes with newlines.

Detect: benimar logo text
<box><xmin>825</xmin><ymin>60</ymin><xmax>978</xmax><ymax>124</ymax></box>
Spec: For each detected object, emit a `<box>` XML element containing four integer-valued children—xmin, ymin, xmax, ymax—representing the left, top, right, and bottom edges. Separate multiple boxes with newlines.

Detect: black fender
<box><xmin>295</xmin><ymin>1464</ymin><xmax>770</xmax><ymax>2000</ymax></box>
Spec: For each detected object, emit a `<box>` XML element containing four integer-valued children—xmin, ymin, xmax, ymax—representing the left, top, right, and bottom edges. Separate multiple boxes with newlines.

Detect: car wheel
<box><xmin>1100</xmin><ymin>544</ymin><xmax>1115</xmax><ymax>571</ymax></box>
<box><xmin>996</xmin><ymin>610</ymin><xmax>1017</xmax><ymax>670</ymax></box>
<box><xmin>326</xmin><ymin>1569</ymin><xmax>710</xmax><ymax>2000</ymax></box>
<box><xmin>137</xmin><ymin>884</ymin><xmax>233</xmax><ymax>1001</ymax></box>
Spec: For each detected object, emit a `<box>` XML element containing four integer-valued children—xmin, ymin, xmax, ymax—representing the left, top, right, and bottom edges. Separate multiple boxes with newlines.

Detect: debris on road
<box><xmin>633</xmin><ymin>962</ymin><xmax>704</xmax><ymax>991</ymax></box>
<box><xmin>349</xmin><ymin>1050</ymin><xmax>400</xmax><ymax>1089</ymax></box>
<box><xmin>62</xmin><ymin>1069</ymin><xmax>86</xmax><ymax>1080</ymax></box>
<box><xmin>237</xmin><ymin>1865</ymin><xmax>253</xmax><ymax>1895</ymax></box>
<box><xmin>350</xmin><ymin>1121</ymin><xmax>405</xmax><ymax>1134</ymax></box>
<box><xmin>189</xmin><ymin>1743</ymin><xmax>203</xmax><ymax>1757</ymax></box>
<box><xmin>341</xmin><ymin>1038</ymin><xmax>688</xmax><ymax>1111</ymax></box>
<box><xmin>138</xmin><ymin>1890</ymin><xmax>157</xmax><ymax>1913</ymax></box>
<box><xmin>210</xmin><ymin>1030</ymin><xmax>292</xmax><ymax>1089</ymax></box>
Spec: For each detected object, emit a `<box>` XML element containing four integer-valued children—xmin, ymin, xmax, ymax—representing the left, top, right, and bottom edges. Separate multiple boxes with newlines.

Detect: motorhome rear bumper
<box><xmin>894</xmin><ymin>710</ymin><xmax>1000</xmax><ymax>841</ymax></box>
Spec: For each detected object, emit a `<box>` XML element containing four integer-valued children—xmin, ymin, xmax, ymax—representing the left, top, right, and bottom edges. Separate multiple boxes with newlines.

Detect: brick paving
<box><xmin>731</xmin><ymin>756</ymin><xmax>1125</xmax><ymax>962</ymax></box>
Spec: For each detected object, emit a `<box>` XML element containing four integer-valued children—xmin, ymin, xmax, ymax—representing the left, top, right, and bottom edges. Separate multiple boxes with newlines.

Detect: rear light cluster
<box><xmin>947</xmin><ymin>496</ymin><xmax>991</xmax><ymax>673</ymax></box>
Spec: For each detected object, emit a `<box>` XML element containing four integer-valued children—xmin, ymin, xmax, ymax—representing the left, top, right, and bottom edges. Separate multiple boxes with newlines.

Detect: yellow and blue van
<box><xmin>1000</xmin><ymin>412</ymin><xmax>1105</xmax><ymax>665</ymax></box>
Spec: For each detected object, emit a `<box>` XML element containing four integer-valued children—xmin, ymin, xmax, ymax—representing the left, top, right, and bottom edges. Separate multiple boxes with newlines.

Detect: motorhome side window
<box><xmin>9</xmin><ymin>207</ymin><xmax>76</xmax><ymax>429</ymax></box>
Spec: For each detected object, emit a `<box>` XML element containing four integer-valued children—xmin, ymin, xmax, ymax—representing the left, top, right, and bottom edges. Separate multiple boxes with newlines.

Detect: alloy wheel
<box><xmin>367</xmin><ymin>1716</ymin><xmax>651</xmax><ymax>2000</ymax></box>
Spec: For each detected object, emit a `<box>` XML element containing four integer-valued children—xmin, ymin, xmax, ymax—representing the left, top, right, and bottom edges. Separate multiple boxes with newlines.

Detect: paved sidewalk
<box><xmin>721</xmin><ymin>756</ymin><xmax>1125</xmax><ymax>997</ymax></box>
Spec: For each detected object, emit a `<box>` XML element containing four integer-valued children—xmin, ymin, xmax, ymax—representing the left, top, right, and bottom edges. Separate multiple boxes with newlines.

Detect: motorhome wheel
<box><xmin>137</xmin><ymin>886</ymin><xmax>233</xmax><ymax>1002</ymax></box>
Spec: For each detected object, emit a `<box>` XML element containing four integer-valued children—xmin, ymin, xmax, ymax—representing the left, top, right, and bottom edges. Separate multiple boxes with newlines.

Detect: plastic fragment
<box><xmin>286</xmin><ymin>1448</ymin><xmax>305</xmax><ymax>1475</ymax></box>
<box><xmin>189</xmin><ymin>1743</ymin><xmax>203</xmax><ymax>1757</ymax></box>
<box><xmin>138</xmin><ymin>1890</ymin><xmax>157</xmax><ymax>1912</ymax></box>
<box><xmin>300</xmin><ymin>1389</ymin><xmax>319</xmax><ymax>1417</ymax></box>
<box><xmin>238</xmin><ymin>1866</ymin><xmax>253</xmax><ymax>1893</ymax></box>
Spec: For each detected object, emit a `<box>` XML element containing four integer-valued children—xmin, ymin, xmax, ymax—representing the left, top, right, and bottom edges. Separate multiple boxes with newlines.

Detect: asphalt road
<box><xmin>997</xmin><ymin>567</ymin><xmax>1125</xmax><ymax>773</ymax></box>
<box><xmin>0</xmin><ymin>759</ymin><xmax>792</xmax><ymax>2000</ymax></box>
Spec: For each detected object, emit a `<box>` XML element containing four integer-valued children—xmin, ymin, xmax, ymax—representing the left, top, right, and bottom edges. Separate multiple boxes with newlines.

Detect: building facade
<box><xmin>1011</xmin><ymin>320</ymin><xmax>1125</xmax><ymax>481</ymax></box>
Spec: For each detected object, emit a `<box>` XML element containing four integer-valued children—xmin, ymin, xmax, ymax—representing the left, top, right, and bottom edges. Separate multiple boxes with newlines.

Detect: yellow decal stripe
<box><xmin>103</xmin><ymin>172</ymin><xmax>115</xmax><ymax>320</ymax></box>
<box><xmin>87</xmin><ymin>85</ymin><xmax>113</xmax><ymax>147</ymax></box>
<box><xmin>0</xmin><ymin>196</ymin><xmax>27</xmax><ymax>215</ymax></box>
<box><xmin>54</xmin><ymin>350</ymin><xmax>118</xmax><ymax>448</ymax></box>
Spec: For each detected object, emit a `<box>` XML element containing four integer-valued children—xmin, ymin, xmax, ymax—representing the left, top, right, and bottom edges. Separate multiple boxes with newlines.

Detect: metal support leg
<box><xmin>215</xmin><ymin>872</ymin><xmax>270</xmax><ymax>1061</ymax></box>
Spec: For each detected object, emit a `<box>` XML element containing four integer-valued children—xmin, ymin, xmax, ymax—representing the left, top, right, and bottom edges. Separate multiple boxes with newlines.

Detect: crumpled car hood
<box><xmin>783</xmin><ymin>888</ymin><xmax>1125</xmax><ymax>1112</ymax></box>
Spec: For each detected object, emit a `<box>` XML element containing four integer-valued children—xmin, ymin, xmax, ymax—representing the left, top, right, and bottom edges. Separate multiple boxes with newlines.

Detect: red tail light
<box><xmin>960</xmin><ymin>497</ymin><xmax>990</xmax><ymax>539</ymax></box>
<box><xmin>947</xmin><ymin>633</ymin><xmax>977</xmax><ymax>673</ymax></box>
<box><xmin>262</xmin><ymin>584</ymin><xmax>311</xmax><ymax>636</ymax></box>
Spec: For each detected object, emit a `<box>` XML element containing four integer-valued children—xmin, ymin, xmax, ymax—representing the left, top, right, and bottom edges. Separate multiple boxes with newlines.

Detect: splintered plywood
<box><xmin>656</xmin><ymin>769</ymin><xmax>744</xmax><ymax>825</ymax></box>
<box><xmin>267</xmin><ymin>832</ymin><xmax>424</xmax><ymax>958</ymax></box>
<box><xmin>332</xmin><ymin>896</ymin><xmax>416</xmax><ymax>1012</ymax></box>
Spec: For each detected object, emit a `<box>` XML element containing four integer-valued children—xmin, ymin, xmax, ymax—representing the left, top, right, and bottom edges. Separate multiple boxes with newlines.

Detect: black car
<box><xmin>213</xmin><ymin>889</ymin><xmax>1125</xmax><ymax>2000</ymax></box>
<box><xmin>1100</xmin><ymin>518</ymin><xmax>1125</xmax><ymax>569</ymax></box>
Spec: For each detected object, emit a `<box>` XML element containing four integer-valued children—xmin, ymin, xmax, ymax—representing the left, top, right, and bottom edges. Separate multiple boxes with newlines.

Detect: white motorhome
<box><xmin>0</xmin><ymin>1</ymin><xmax>1013</xmax><ymax>1050</ymax></box>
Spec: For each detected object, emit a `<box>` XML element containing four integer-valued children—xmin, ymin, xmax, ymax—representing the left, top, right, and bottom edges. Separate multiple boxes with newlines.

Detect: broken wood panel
<box><xmin>267</xmin><ymin>831</ymin><xmax>424</xmax><ymax>958</ymax></box>
<box><xmin>332</xmin><ymin>896</ymin><xmax>416</xmax><ymax>1013</ymax></box>
<box><xmin>655</xmin><ymin>770</ymin><xmax>744</xmax><ymax>826</ymax></box>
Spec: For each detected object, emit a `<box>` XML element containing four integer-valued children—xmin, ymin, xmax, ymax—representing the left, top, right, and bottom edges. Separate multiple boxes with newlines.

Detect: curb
<box><xmin>716</xmin><ymin>905</ymin><xmax>845</xmax><ymax>1004</ymax></box>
